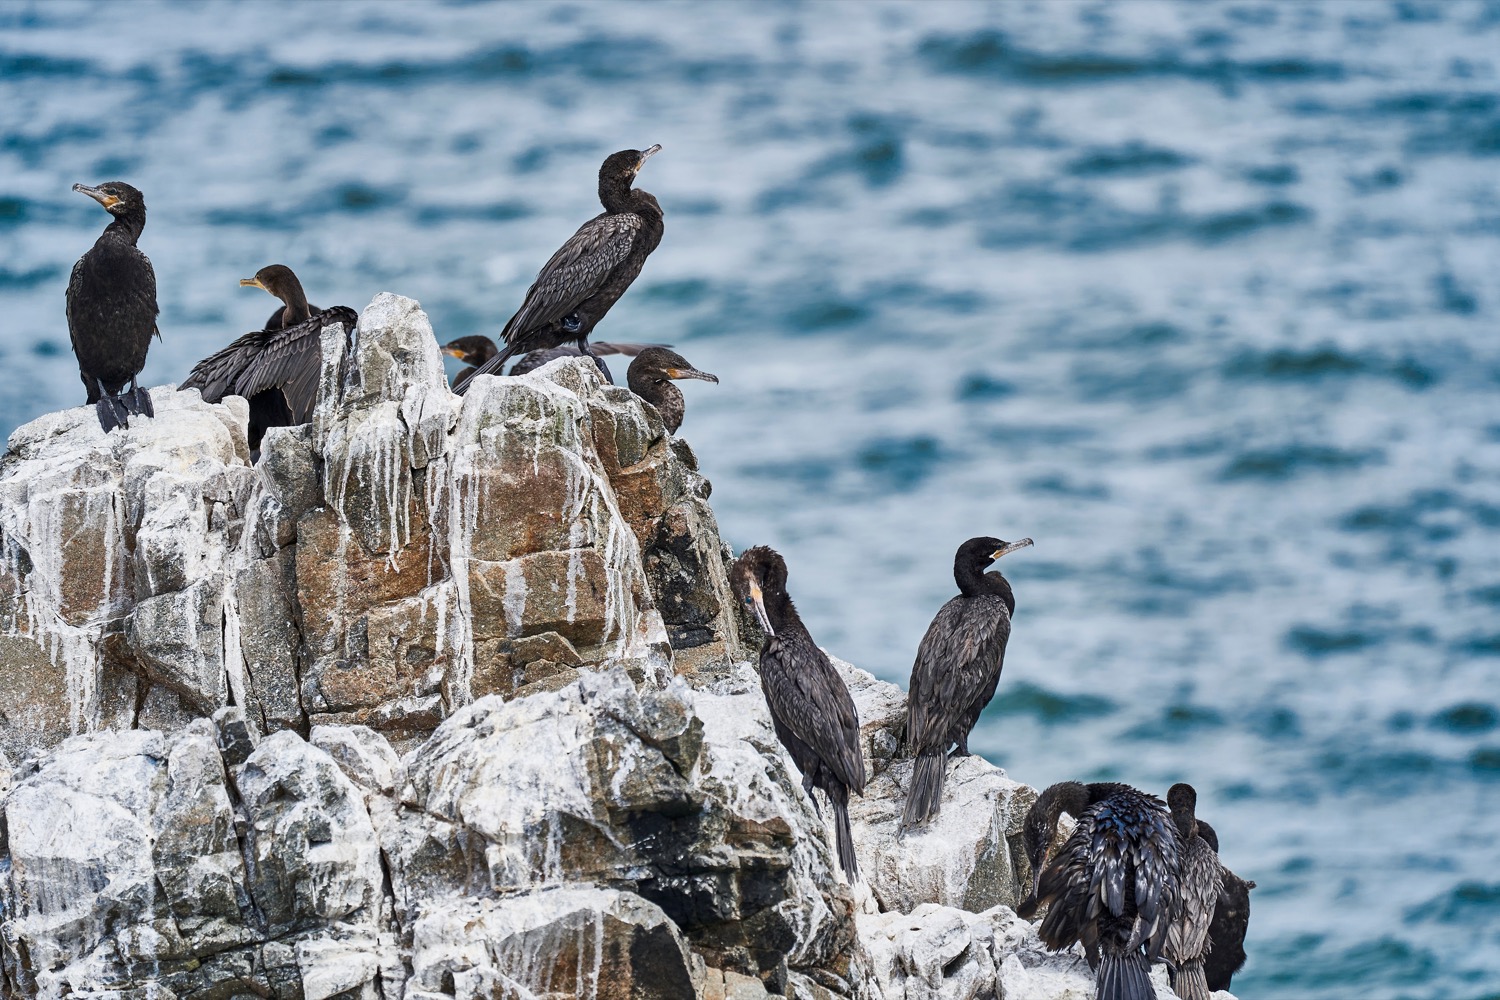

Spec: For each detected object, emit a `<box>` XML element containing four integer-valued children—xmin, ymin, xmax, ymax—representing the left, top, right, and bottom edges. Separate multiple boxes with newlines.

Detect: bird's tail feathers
<box><xmin>832</xmin><ymin>794</ymin><xmax>860</xmax><ymax>883</ymax></box>
<box><xmin>1097</xmin><ymin>946</ymin><xmax>1153</xmax><ymax>1000</ymax></box>
<box><xmin>1169</xmin><ymin>959</ymin><xmax>1211</xmax><ymax>1000</ymax></box>
<box><xmin>899</xmin><ymin>750</ymin><xmax>947</xmax><ymax>832</ymax></box>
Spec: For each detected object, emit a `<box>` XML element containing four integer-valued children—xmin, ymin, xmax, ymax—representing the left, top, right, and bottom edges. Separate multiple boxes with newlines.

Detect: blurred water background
<box><xmin>3</xmin><ymin>1</ymin><xmax>1500</xmax><ymax>995</ymax></box>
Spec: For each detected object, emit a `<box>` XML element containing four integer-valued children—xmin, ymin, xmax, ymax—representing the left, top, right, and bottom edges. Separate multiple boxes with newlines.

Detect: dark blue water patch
<box><xmin>0</xmin><ymin>196</ymin><xmax>27</xmax><ymax>228</ymax></box>
<box><xmin>823</xmin><ymin>113</ymin><xmax>905</xmax><ymax>188</ymax></box>
<box><xmin>735</xmin><ymin>456</ymin><xmax>835</xmax><ymax>496</ymax></box>
<box><xmin>1349</xmin><ymin>164</ymin><xmax>1405</xmax><ymax>193</ymax></box>
<box><xmin>0</xmin><ymin>265</ymin><xmax>60</xmax><ymax>291</ymax></box>
<box><xmin>1144</xmin><ymin>434</ymin><xmax>1230</xmax><ymax>461</ymax></box>
<box><xmin>1470</xmin><ymin>746</ymin><xmax>1500</xmax><ymax>776</ymax></box>
<box><xmin>1122</xmin><ymin>702</ymin><xmax>1226</xmax><ymax>741</ymax></box>
<box><xmin>853</xmin><ymin>434</ymin><xmax>946</xmax><ymax>492</ymax></box>
<box><xmin>1457</xmin><ymin>634</ymin><xmax>1500</xmax><ymax>657</ymax></box>
<box><xmin>1023</xmin><ymin>473</ymin><xmax>1109</xmax><ymax>501</ymax></box>
<box><xmin>785</xmin><ymin>296</ymin><xmax>869</xmax><ymax>332</ymax></box>
<box><xmin>1193</xmin><ymin>200</ymin><xmax>1312</xmax><ymax>244</ymax></box>
<box><xmin>1244</xmin><ymin>162</ymin><xmax>1300</xmax><ymax>186</ymax></box>
<box><xmin>263</xmin><ymin>43</ymin><xmax>533</xmax><ymax>89</ymax></box>
<box><xmin>2</xmin><ymin>121</ymin><xmax>108</xmax><ymax>168</ymax></box>
<box><xmin>1221</xmin><ymin>343</ymin><xmax>1437</xmax><ymax>388</ymax></box>
<box><xmin>1071</xmin><ymin>360</ymin><xmax>1192</xmax><ymax>405</ymax></box>
<box><xmin>1285</xmin><ymin>624</ymin><xmax>1378</xmax><ymax>655</ymax></box>
<box><xmin>0</xmin><ymin>51</ymin><xmax>97</xmax><ymax>79</ymax></box>
<box><xmin>1220</xmin><ymin>444</ymin><xmax>1382</xmax><ymax>481</ymax></box>
<box><xmin>977</xmin><ymin>421</ymin><xmax>1095</xmax><ymax>449</ymax></box>
<box><xmin>29</xmin><ymin>340</ymin><xmax>62</xmax><ymax>358</ymax></box>
<box><xmin>955</xmin><ymin>372</ymin><xmax>1016</xmax><ymax>403</ymax></box>
<box><xmin>1406</xmin><ymin>881</ymin><xmax>1500</xmax><ymax>925</ymax></box>
<box><xmin>640</xmin><ymin>279</ymin><xmax>712</xmax><ymax>306</ymax></box>
<box><xmin>1431</xmin><ymin>702</ymin><xmax>1500</xmax><ymax>734</ymax></box>
<box><xmin>1064</xmin><ymin>142</ymin><xmax>1194</xmax><ymax>177</ymax></box>
<box><xmin>1389</xmin><ymin>710</ymin><xmax>1418</xmax><ymax>733</ymax></box>
<box><xmin>1250</xmin><ymin>935</ymin><xmax>1438</xmax><ymax>990</ymax></box>
<box><xmin>1248</xmin><ymin>704</ymin><xmax>1303</xmax><ymax>740</ymax></box>
<box><xmin>1469</xmin><ymin>584</ymin><xmax>1500</xmax><ymax>606</ymax></box>
<box><xmin>1434</xmin><ymin>270</ymin><xmax>1480</xmax><ymax>315</ymax></box>
<box><xmin>411</xmin><ymin>201</ymin><xmax>530</xmax><ymax>225</ymax></box>
<box><xmin>988</xmin><ymin>681</ymin><xmax>1116</xmax><ymax>724</ymax></box>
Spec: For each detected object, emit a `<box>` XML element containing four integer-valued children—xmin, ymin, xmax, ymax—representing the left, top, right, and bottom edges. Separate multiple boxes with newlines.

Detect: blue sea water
<box><xmin>3</xmin><ymin>1</ymin><xmax>1499</xmax><ymax>995</ymax></box>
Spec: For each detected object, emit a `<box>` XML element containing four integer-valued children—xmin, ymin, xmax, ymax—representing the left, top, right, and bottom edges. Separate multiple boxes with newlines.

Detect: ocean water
<box><xmin>3</xmin><ymin>1</ymin><xmax>1499</xmax><ymax>995</ymax></box>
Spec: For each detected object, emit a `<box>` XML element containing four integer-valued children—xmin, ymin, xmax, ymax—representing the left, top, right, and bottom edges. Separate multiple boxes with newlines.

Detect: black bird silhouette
<box><xmin>730</xmin><ymin>545</ymin><xmax>866</xmax><ymax>881</ymax></box>
<box><xmin>181</xmin><ymin>265</ymin><xmax>356</xmax><ymax>453</ymax></box>
<box><xmin>454</xmin><ymin>145</ymin><xmax>665</xmax><ymax>393</ymax></box>
<box><xmin>67</xmin><ymin>182</ymin><xmax>158</xmax><ymax>431</ymax></box>
<box><xmin>1164</xmin><ymin>784</ymin><xmax>1223</xmax><ymax>1000</ymax></box>
<box><xmin>625</xmin><ymin>347</ymin><xmax>718</xmax><ymax>434</ymax></box>
<box><xmin>1196</xmin><ymin>818</ymin><xmax>1255</xmax><ymax>992</ymax></box>
<box><xmin>440</xmin><ymin>335</ymin><xmax>664</xmax><ymax>387</ymax></box>
<box><xmin>1018</xmin><ymin>781</ymin><xmax>1181</xmax><ymax>1000</ymax></box>
<box><xmin>901</xmin><ymin>535</ymin><xmax>1032</xmax><ymax>829</ymax></box>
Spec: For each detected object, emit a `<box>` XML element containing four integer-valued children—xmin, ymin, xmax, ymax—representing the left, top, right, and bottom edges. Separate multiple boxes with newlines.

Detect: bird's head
<box><xmin>240</xmin><ymin>264</ymin><xmax>301</xmax><ymax>300</ymax></box>
<box><xmin>600</xmin><ymin>144</ymin><xmax>661</xmax><ymax>185</ymax></box>
<box><xmin>442</xmin><ymin>336</ymin><xmax>499</xmax><ymax>367</ymax></box>
<box><xmin>1168</xmin><ymin>782</ymin><xmax>1199</xmax><ymax>839</ymax></box>
<box><xmin>957</xmin><ymin>535</ymin><xmax>1033</xmax><ymax>574</ymax></box>
<box><xmin>629</xmin><ymin>347</ymin><xmax>718</xmax><ymax>386</ymax></box>
<box><xmin>73</xmin><ymin>181</ymin><xmax>145</xmax><ymax>217</ymax></box>
<box><xmin>729</xmin><ymin>545</ymin><xmax>788</xmax><ymax>638</ymax></box>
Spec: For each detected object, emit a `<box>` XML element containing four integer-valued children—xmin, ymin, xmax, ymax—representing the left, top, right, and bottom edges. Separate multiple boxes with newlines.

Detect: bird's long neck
<box><xmin>104</xmin><ymin>210</ymin><xmax>146</xmax><ymax>245</ymax></box>
<box><xmin>599</xmin><ymin>173</ymin><xmax>637</xmax><ymax>213</ymax></box>
<box><xmin>1171</xmin><ymin>802</ymin><xmax>1199</xmax><ymax>841</ymax></box>
<box><xmin>277</xmin><ymin>279</ymin><xmax>313</xmax><ymax>327</ymax></box>
<box><xmin>1039</xmin><ymin>781</ymin><xmax>1091</xmax><ymax>830</ymax></box>
<box><xmin>956</xmin><ymin>562</ymin><xmax>1015</xmax><ymax>612</ymax></box>
<box><xmin>763</xmin><ymin>585</ymin><xmax>805</xmax><ymax>636</ymax></box>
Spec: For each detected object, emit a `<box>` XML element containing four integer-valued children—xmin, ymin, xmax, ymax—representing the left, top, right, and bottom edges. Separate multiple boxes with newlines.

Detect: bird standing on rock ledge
<box><xmin>454</xmin><ymin>144</ymin><xmax>666</xmax><ymax>393</ymax></box>
<box><xmin>66</xmin><ymin>181</ymin><xmax>159</xmax><ymax>432</ymax></box>
<box><xmin>901</xmin><ymin>534</ymin><xmax>1032</xmax><ymax>830</ymax></box>
<box><xmin>730</xmin><ymin>545</ymin><xmax>866</xmax><ymax>882</ymax></box>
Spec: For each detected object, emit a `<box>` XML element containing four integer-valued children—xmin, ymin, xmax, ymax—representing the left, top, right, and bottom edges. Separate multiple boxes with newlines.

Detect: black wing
<box><xmin>183</xmin><ymin>306</ymin><xmax>356</xmax><ymax>420</ymax></box>
<box><xmin>500</xmin><ymin>212</ymin><xmax>643</xmax><ymax>345</ymax></box>
<box><xmin>1089</xmin><ymin>790</ymin><xmax>1180</xmax><ymax>957</ymax></box>
<box><xmin>906</xmin><ymin>592</ymin><xmax>1011</xmax><ymax>751</ymax></box>
<box><xmin>760</xmin><ymin>630</ymin><xmax>866</xmax><ymax>794</ymax></box>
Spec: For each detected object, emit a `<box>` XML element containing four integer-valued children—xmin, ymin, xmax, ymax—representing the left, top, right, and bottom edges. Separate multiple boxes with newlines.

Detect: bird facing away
<box><xmin>181</xmin><ymin>265</ymin><xmax>357</xmax><ymax>454</ymax></box>
<box><xmin>901</xmin><ymin>535</ymin><xmax>1033</xmax><ymax>830</ymax></box>
<box><xmin>1018</xmin><ymin>781</ymin><xmax>1181</xmax><ymax>1000</ymax></box>
<box><xmin>730</xmin><ymin>546</ymin><xmax>866</xmax><ymax>882</ymax></box>
<box><xmin>1164</xmin><ymin>784</ymin><xmax>1224</xmax><ymax>1000</ymax></box>
<box><xmin>1195</xmin><ymin>818</ymin><xmax>1255</xmax><ymax>993</ymax></box>
<box><xmin>453</xmin><ymin>144</ymin><xmax>665</xmax><ymax>393</ymax></box>
<box><xmin>441</xmin><ymin>336</ymin><xmax>666</xmax><ymax>387</ymax></box>
<box><xmin>625</xmin><ymin>347</ymin><xmax>718</xmax><ymax>434</ymax></box>
<box><xmin>66</xmin><ymin>181</ymin><xmax>159</xmax><ymax>432</ymax></box>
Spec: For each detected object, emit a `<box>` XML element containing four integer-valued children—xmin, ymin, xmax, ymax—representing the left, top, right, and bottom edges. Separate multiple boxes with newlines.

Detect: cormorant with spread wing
<box><xmin>454</xmin><ymin>144</ymin><xmax>664</xmax><ymax>393</ymax></box>
<box><xmin>1018</xmin><ymin>781</ymin><xmax>1181</xmax><ymax>1000</ymax></box>
<box><xmin>67</xmin><ymin>182</ymin><xmax>158</xmax><ymax>432</ymax></box>
<box><xmin>181</xmin><ymin>265</ymin><xmax>356</xmax><ymax>452</ymax></box>
<box><xmin>730</xmin><ymin>546</ymin><xmax>866</xmax><ymax>881</ymax></box>
<box><xmin>1164</xmin><ymin>783</ymin><xmax>1223</xmax><ymax>1000</ymax></box>
<box><xmin>901</xmin><ymin>535</ymin><xmax>1032</xmax><ymax>829</ymax></box>
<box><xmin>626</xmin><ymin>347</ymin><xmax>717</xmax><ymax>434</ymax></box>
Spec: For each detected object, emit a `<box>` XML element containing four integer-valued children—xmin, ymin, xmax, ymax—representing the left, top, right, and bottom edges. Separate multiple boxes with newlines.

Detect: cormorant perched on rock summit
<box><xmin>67</xmin><ymin>181</ymin><xmax>159</xmax><ymax>432</ymax></box>
<box><xmin>901</xmin><ymin>535</ymin><xmax>1032</xmax><ymax>830</ymax></box>
<box><xmin>1195</xmin><ymin>818</ymin><xmax>1255</xmax><ymax>993</ymax></box>
<box><xmin>454</xmin><ymin>145</ymin><xmax>665</xmax><ymax>393</ymax></box>
<box><xmin>1164</xmin><ymin>783</ymin><xmax>1223</xmax><ymax>1000</ymax></box>
<box><xmin>181</xmin><ymin>265</ymin><xmax>356</xmax><ymax>453</ymax></box>
<box><xmin>441</xmin><ymin>336</ymin><xmax>663</xmax><ymax>387</ymax></box>
<box><xmin>626</xmin><ymin>347</ymin><xmax>717</xmax><ymax>434</ymax></box>
<box><xmin>730</xmin><ymin>546</ymin><xmax>866</xmax><ymax>881</ymax></box>
<box><xmin>1019</xmin><ymin>781</ymin><xmax>1180</xmax><ymax>1000</ymax></box>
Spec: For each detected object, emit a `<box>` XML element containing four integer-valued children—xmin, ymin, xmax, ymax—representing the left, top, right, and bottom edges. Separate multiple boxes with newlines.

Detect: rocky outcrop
<box><xmin>0</xmin><ymin>295</ymin><xmax>1229</xmax><ymax>999</ymax></box>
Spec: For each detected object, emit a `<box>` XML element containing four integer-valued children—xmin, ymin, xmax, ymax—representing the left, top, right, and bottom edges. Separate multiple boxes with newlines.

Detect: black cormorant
<box><xmin>66</xmin><ymin>181</ymin><xmax>159</xmax><ymax>432</ymax></box>
<box><xmin>453</xmin><ymin>145</ymin><xmax>665</xmax><ymax>393</ymax></box>
<box><xmin>730</xmin><ymin>545</ymin><xmax>866</xmax><ymax>881</ymax></box>
<box><xmin>626</xmin><ymin>347</ymin><xmax>717</xmax><ymax>434</ymax></box>
<box><xmin>441</xmin><ymin>336</ymin><xmax>664</xmax><ymax>386</ymax></box>
<box><xmin>1165</xmin><ymin>783</ymin><xmax>1223</xmax><ymax>1000</ymax></box>
<box><xmin>901</xmin><ymin>535</ymin><xmax>1032</xmax><ymax>830</ymax></box>
<box><xmin>181</xmin><ymin>265</ymin><xmax>356</xmax><ymax>453</ymax></box>
<box><xmin>1196</xmin><ymin>818</ymin><xmax>1255</xmax><ymax>992</ymax></box>
<box><xmin>1018</xmin><ymin>781</ymin><xmax>1180</xmax><ymax>1000</ymax></box>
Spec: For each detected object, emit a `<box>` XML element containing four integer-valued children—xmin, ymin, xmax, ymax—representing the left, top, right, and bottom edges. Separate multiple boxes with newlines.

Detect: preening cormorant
<box><xmin>901</xmin><ymin>535</ymin><xmax>1032</xmax><ymax>830</ymax></box>
<box><xmin>730</xmin><ymin>546</ymin><xmax>866</xmax><ymax>881</ymax></box>
<box><xmin>441</xmin><ymin>336</ymin><xmax>663</xmax><ymax>386</ymax></box>
<box><xmin>1196</xmin><ymin>818</ymin><xmax>1255</xmax><ymax>992</ymax></box>
<box><xmin>1164</xmin><ymin>784</ymin><xmax>1223</xmax><ymax>1000</ymax></box>
<box><xmin>67</xmin><ymin>182</ymin><xmax>159</xmax><ymax>432</ymax></box>
<box><xmin>1018</xmin><ymin>781</ymin><xmax>1180</xmax><ymax>1000</ymax></box>
<box><xmin>453</xmin><ymin>145</ymin><xmax>665</xmax><ymax>393</ymax></box>
<box><xmin>181</xmin><ymin>265</ymin><xmax>356</xmax><ymax>453</ymax></box>
<box><xmin>626</xmin><ymin>347</ymin><xmax>718</xmax><ymax>434</ymax></box>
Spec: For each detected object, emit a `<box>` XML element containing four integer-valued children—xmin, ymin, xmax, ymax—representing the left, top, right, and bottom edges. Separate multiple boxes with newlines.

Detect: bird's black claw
<box><xmin>127</xmin><ymin>385</ymin><xmax>154</xmax><ymax>419</ymax></box>
<box><xmin>95</xmin><ymin>396</ymin><xmax>129</xmax><ymax>433</ymax></box>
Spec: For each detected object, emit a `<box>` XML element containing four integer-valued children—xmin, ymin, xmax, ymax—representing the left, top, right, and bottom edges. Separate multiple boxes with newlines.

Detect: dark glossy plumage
<box><xmin>1019</xmin><ymin>781</ymin><xmax>1181</xmax><ymax>1000</ymax></box>
<box><xmin>66</xmin><ymin>181</ymin><xmax>159</xmax><ymax>431</ymax></box>
<box><xmin>181</xmin><ymin>265</ymin><xmax>356</xmax><ymax>453</ymax></box>
<box><xmin>625</xmin><ymin>347</ymin><xmax>718</xmax><ymax>434</ymax></box>
<box><xmin>1165</xmin><ymin>784</ymin><xmax>1223</xmax><ymax>1000</ymax></box>
<box><xmin>901</xmin><ymin>535</ymin><xmax>1032</xmax><ymax>829</ymax></box>
<box><xmin>454</xmin><ymin>145</ymin><xmax>665</xmax><ymax>394</ymax></box>
<box><xmin>1196</xmin><ymin>818</ymin><xmax>1255</xmax><ymax>992</ymax></box>
<box><xmin>730</xmin><ymin>546</ymin><xmax>866</xmax><ymax>881</ymax></box>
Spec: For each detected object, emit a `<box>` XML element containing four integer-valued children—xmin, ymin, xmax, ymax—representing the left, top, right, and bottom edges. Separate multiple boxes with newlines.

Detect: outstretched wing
<box><xmin>761</xmin><ymin>631</ymin><xmax>866</xmax><ymax>794</ymax></box>
<box><xmin>233</xmin><ymin>306</ymin><xmax>357</xmax><ymax>420</ymax></box>
<box><xmin>501</xmin><ymin>212</ymin><xmax>642</xmax><ymax>345</ymax></box>
<box><xmin>906</xmin><ymin>593</ymin><xmax>1011</xmax><ymax>751</ymax></box>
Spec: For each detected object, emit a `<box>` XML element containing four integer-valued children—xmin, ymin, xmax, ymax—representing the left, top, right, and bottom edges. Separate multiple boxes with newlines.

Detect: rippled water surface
<box><xmin>4</xmin><ymin>2</ymin><xmax>1500</xmax><ymax>995</ymax></box>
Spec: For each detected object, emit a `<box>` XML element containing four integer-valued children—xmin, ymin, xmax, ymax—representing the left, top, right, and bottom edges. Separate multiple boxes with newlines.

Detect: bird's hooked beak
<box><xmin>746</xmin><ymin>582</ymin><xmax>774</xmax><ymax>637</ymax></box>
<box><xmin>442</xmin><ymin>346</ymin><xmax>467</xmax><ymax>360</ymax></box>
<box><xmin>239</xmin><ymin>277</ymin><xmax>268</xmax><ymax>293</ymax></box>
<box><xmin>665</xmin><ymin>365</ymin><xmax>718</xmax><ymax>384</ymax></box>
<box><xmin>73</xmin><ymin>183</ymin><xmax>119</xmax><ymax>209</ymax></box>
<box><xmin>636</xmin><ymin>144</ymin><xmax>662</xmax><ymax>172</ymax></box>
<box><xmin>991</xmin><ymin>538</ymin><xmax>1034</xmax><ymax>561</ymax></box>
